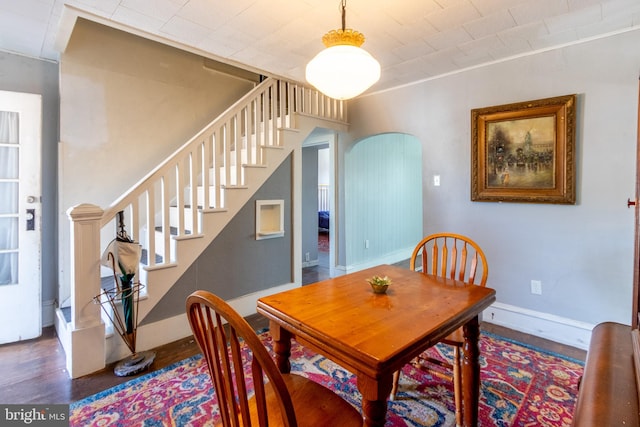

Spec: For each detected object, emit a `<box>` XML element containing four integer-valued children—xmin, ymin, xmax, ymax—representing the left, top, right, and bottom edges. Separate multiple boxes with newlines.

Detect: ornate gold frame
<box><xmin>471</xmin><ymin>94</ymin><xmax>576</xmax><ymax>204</ymax></box>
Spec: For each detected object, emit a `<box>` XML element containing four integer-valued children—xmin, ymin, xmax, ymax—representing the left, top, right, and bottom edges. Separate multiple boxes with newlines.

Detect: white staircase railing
<box><xmin>63</xmin><ymin>78</ymin><xmax>346</xmax><ymax>378</ymax></box>
<box><xmin>101</xmin><ymin>78</ymin><xmax>344</xmax><ymax>270</ymax></box>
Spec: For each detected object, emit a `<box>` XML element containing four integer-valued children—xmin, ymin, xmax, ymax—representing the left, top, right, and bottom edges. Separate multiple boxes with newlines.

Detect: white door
<box><xmin>0</xmin><ymin>90</ymin><xmax>42</xmax><ymax>344</ymax></box>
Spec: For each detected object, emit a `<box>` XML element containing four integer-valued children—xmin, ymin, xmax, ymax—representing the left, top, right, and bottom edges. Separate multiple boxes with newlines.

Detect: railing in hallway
<box><xmin>318</xmin><ymin>184</ymin><xmax>329</xmax><ymax>212</ymax></box>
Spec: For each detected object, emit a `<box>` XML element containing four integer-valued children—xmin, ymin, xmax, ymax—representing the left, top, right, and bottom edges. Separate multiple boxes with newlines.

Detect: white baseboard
<box><xmin>54</xmin><ymin>307</ymin><xmax>70</xmax><ymax>356</ymax></box>
<box><xmin>483</xmin><ymin>302</ymin><xmax>594</xmax><ymax>351</ymax></box>
<box><xmin>301</xmin><ymin>259</ymin><xmax>319</xmax><ymax>268</ymax></box>
<box><xmin>335</xmin><ymin>247</ymin><xmax>414</xmax><ymax>275</ymax></box>
<box><xmin>42</xmin><ymin>299</ymin><xmax>56</xmax><ymax>327</ymax></box>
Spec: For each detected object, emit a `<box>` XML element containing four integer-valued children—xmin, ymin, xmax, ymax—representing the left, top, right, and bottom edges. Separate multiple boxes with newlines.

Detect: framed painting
<box><xmin>471</xmin><ymin>94</ymin><xmax>577</xmax><ymax>204</ymax></box>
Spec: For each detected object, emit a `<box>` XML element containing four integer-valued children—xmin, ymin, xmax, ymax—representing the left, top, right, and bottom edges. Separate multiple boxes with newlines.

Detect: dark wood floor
<box><xmin>0</xmin><ymin>256</ymin><xmax>586</xmax><ymax>405</ymax></box>
<box><xmin>0</xmin><ymin>320</ymin><xmax>585</xmax><ymax>405</ymax></box>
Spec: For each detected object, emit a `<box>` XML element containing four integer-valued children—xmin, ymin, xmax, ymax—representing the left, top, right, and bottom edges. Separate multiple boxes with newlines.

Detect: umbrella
<box><xmin>101</xmin><ymin>234</ymin><xmax>141</xmax><ymax>335</ymax></box>
<box><xmin>97</xmin><ymin>212</ymin><xmax>154</xmax><ymax>376</ymax></box>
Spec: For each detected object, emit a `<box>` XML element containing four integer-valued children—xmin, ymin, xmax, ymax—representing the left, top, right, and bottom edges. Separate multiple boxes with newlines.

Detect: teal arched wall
<box><xmin>344</xmin><ymin>133</ymin><xmax>422</xmax><ymax>268</ymax></box>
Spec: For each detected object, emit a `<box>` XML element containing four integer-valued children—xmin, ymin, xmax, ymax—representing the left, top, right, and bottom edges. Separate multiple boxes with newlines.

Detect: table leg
<box><xmin>269</xmin><ymin>321</ymin><xmax>292</xmax><ymax>374</ymax></box>
<box><xmin>461</xmin><ymin>315</ymin><xmax>480</xmax><ymax>427</ymax></box>
<box><xmin>357</xmin><ymin>373</ymin><xmax>392</xmax><ymax>427</ymax></box>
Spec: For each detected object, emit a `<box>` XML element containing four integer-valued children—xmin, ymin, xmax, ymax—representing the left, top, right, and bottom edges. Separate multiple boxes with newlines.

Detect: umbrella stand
<box><xmin>94</xmin><ymin>211</ymin><xmax>156</xmax><ymax>376</ymax></box>
<box><xmin>94</xmin><ymin>281</ymin><xmax>156</xmax><ymax>376</ymax></box>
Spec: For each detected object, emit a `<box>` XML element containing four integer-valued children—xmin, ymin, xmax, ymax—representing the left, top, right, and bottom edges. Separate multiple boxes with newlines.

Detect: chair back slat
<box><xmin>449</xmin><ymin>241</ymin><xmax>457</xmax><ymax>280</ymax></box>
<box><xmin>468</xmin><ymin>252</ymin><xmax>478</xmax><ymax>283</ymax></box>
<box><xmin>458</xmin><ymin>242</ymin><xmax>468</xmax><ymax>282</ymax></box>
<box><xmin>250</xmin><ymin>358</ymin><xmax>268</xmax><ymax>426</ymax></box>
<box><xmin>428</xmin><ymin>243</ymin><xmax>437</xmax><ymax>276</ymax></box>
<box><xmin>410</xmin><ymin>233</ymin><xmax>488</xmax><ymax>286</ymax></box>
<box><xmin>229</xmin><ymin>330</ymin><xmax>251</xmax><ymax>427</ymax></box>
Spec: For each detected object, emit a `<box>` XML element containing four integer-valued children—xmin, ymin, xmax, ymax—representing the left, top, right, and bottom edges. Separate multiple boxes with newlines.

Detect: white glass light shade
<box><xmin>306</xmin><ymin>44</ymin><xmax>381</xmax><ymax>100</ymax></box>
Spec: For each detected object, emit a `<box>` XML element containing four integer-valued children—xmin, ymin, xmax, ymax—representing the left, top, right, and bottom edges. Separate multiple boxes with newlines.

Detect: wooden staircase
<box><xmin>58</xmin><ymin>78</ymin><xmax>348</xmax><ymax>378</ymax></box>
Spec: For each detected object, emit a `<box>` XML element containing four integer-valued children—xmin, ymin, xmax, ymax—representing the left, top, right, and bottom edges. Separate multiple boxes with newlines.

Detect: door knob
<box><xmin>26</xmin><ymin>208</ymin><xmax>35</xmax><ymax>231</ymax></box>
<box><xmin>628</xmin><ymin>198</ymin><xmax>636</xmax><ymax>208</ymax></box>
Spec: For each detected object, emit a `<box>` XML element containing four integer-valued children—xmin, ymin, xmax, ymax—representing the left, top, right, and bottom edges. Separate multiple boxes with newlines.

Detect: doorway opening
<box><xmin>302</xmin><ymin>139</ymin><xmax>333</xmax><ymax>285</ymax></box>
<box><xmin>317</xmin><ymin>146</ymin><xmax>330</xmax><ymax>271</ymax></box>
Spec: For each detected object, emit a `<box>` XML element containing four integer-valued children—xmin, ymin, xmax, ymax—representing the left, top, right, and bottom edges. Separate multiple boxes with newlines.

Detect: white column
<box><xmin>66</xmin><ymin>203</ymin><xmax>106</xmax><ymax>378</ymax></box>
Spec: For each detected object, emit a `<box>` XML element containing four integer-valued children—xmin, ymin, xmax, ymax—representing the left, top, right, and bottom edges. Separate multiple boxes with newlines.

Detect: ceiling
<box><xmin>1</xmin><ymin>0</ymin><xmax>640</xmax><ymax>95</ymax></box>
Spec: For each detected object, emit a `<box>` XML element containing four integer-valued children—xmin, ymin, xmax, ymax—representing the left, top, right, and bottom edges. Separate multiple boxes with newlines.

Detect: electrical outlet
<box><xmin>365</xmin><ymin>239</ymin><xmax>370</xmax><ymax>249</ymax></box>
<box><xmin>305</xmin><ymin>252</ymin><xmax>310</xmax><ymax>262</ymax></box>
<box><xmin>531</xmin><ymin>280</ymin><xmax>542</xmax><ymax>295</ymax></box>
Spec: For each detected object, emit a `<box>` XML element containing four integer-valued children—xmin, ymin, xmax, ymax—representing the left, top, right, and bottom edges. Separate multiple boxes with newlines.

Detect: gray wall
<box><xmin>143</xmin><ymin>156</ymin><xmax>293</xmax><ymax>324</ymax></box>
<box><xmin>302</xmin><ymin>146</ymin><xmax>320</xmax><ymax>264</ymax></box>
<box><xmin>348</xmin><ymin>29</ymin><xmax>640</xmax><ymax>327</ymax></box>
<box><xmin>0</xmin><ymin>51</ymin><xmax>59</xmax><ymax>323</ymax></box>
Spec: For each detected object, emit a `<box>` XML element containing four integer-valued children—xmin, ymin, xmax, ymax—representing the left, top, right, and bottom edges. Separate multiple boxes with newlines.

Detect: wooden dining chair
<box><xmin>186</xmin><ymin>290</ymin><xmax>362</xmax><ymax>427</ymax></box>
<box><xmin>391</xmin><ymin>233</ymin><xmax>488</xmax><ymax>427</ymax></box>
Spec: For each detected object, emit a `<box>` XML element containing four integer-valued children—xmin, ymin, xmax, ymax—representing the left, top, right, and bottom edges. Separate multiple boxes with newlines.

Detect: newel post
<box><xmin>66</xmin><ymin>203</ymin><xmax>106</xmax><ymax>378</ymax></box>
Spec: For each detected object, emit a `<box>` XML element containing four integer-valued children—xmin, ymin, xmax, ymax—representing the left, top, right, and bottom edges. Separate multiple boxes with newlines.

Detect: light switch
<box><xmin>433</xmin><ymin>175</ymin><xmax>440</xmax><ymax>186</ymax></box>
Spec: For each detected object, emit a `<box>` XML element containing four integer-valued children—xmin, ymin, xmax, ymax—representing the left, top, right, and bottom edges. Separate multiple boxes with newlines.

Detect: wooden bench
<box><xmin>572</xmin><ymin>322</ymin><xmax>640</xmax><ymax>426</ymax></box>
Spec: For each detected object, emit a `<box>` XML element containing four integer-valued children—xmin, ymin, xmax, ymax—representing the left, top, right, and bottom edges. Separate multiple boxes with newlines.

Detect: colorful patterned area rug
<box><xmin>70</xmin><ymin>331</ymin><xmax>583</xmax><ymax>427</ymax></box>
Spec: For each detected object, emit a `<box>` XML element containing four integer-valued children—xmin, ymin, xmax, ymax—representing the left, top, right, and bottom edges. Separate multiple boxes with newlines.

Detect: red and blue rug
<box><xmin>70</xmin><ymin>331</ymin><xmax>583</xmax><ymax>426</ymax></box>
<box><xmin>318</xmin><ymin>231</ymin><xmax>329</xmax><ymax>253</ymax></box>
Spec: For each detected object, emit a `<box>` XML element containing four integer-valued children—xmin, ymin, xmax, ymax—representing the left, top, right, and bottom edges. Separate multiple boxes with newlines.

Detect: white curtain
<box><xmin>0</xmin><ymin>111</ymin><xmax>19</xmax><ymax>285</ymax></box>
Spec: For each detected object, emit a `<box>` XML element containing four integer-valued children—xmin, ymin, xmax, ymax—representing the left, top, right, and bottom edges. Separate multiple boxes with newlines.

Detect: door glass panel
<box><xmin>0</xmin><ymin>183</ymin><xmax>17</xmax><ymax>214</ymax></box>
<box><xmin>0</xmin><ymin>111</ymin><xmax>19</xmax><ymax>287</ymax></box>
<box><xmin>0</xmin><ymin>146</ymin><xmax>18</xmax><ymax>178</ymax></box>
<box><xmin>0</xmin><ymin>218</ymin><xmax>18</xmax><ymax>286</ymax></box>
<box><xmin>0</xmin><ymin>253</ymin><xmax>17</xmax><ymax>285</ymax></box>
<box><xmin>0</xmin><ymin>112</ymin><xmax>18</xmax><ymax>143</ymax></box>
<box><xmin>0</xmin><ymin>218</ymin><xmax>18</xmax><ymax>249</ymax></box>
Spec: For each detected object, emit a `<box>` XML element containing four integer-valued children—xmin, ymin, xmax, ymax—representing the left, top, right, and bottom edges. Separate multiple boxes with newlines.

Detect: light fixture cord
<box><xmin>341</xmin><ymin>0</ymin><xmax>346</xmax><ymax>31</ymax></box>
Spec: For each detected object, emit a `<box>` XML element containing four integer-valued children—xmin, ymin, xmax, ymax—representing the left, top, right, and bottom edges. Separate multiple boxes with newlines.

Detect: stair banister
<box><xmin>102</xmin><ymin>79</ymin><xmax>273</xmax><ymax>224</ymax></box>
<box><xmin>64</xmin><ymin>77</ymin><xmax>346</xmax><ymax>378</ymax></box>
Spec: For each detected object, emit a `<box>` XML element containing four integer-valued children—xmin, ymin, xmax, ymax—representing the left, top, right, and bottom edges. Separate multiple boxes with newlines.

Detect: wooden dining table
<box><xmin>257</xmin><ymin>264</ymin><xmax>496</xmax><ymax>427</ymax></box>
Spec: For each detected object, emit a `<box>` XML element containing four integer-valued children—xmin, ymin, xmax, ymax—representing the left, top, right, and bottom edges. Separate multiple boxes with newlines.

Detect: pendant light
<box><xmin>305</xmin><ymin>0</ymin><xmax>381</xmax><ymax>100</ymax></box>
